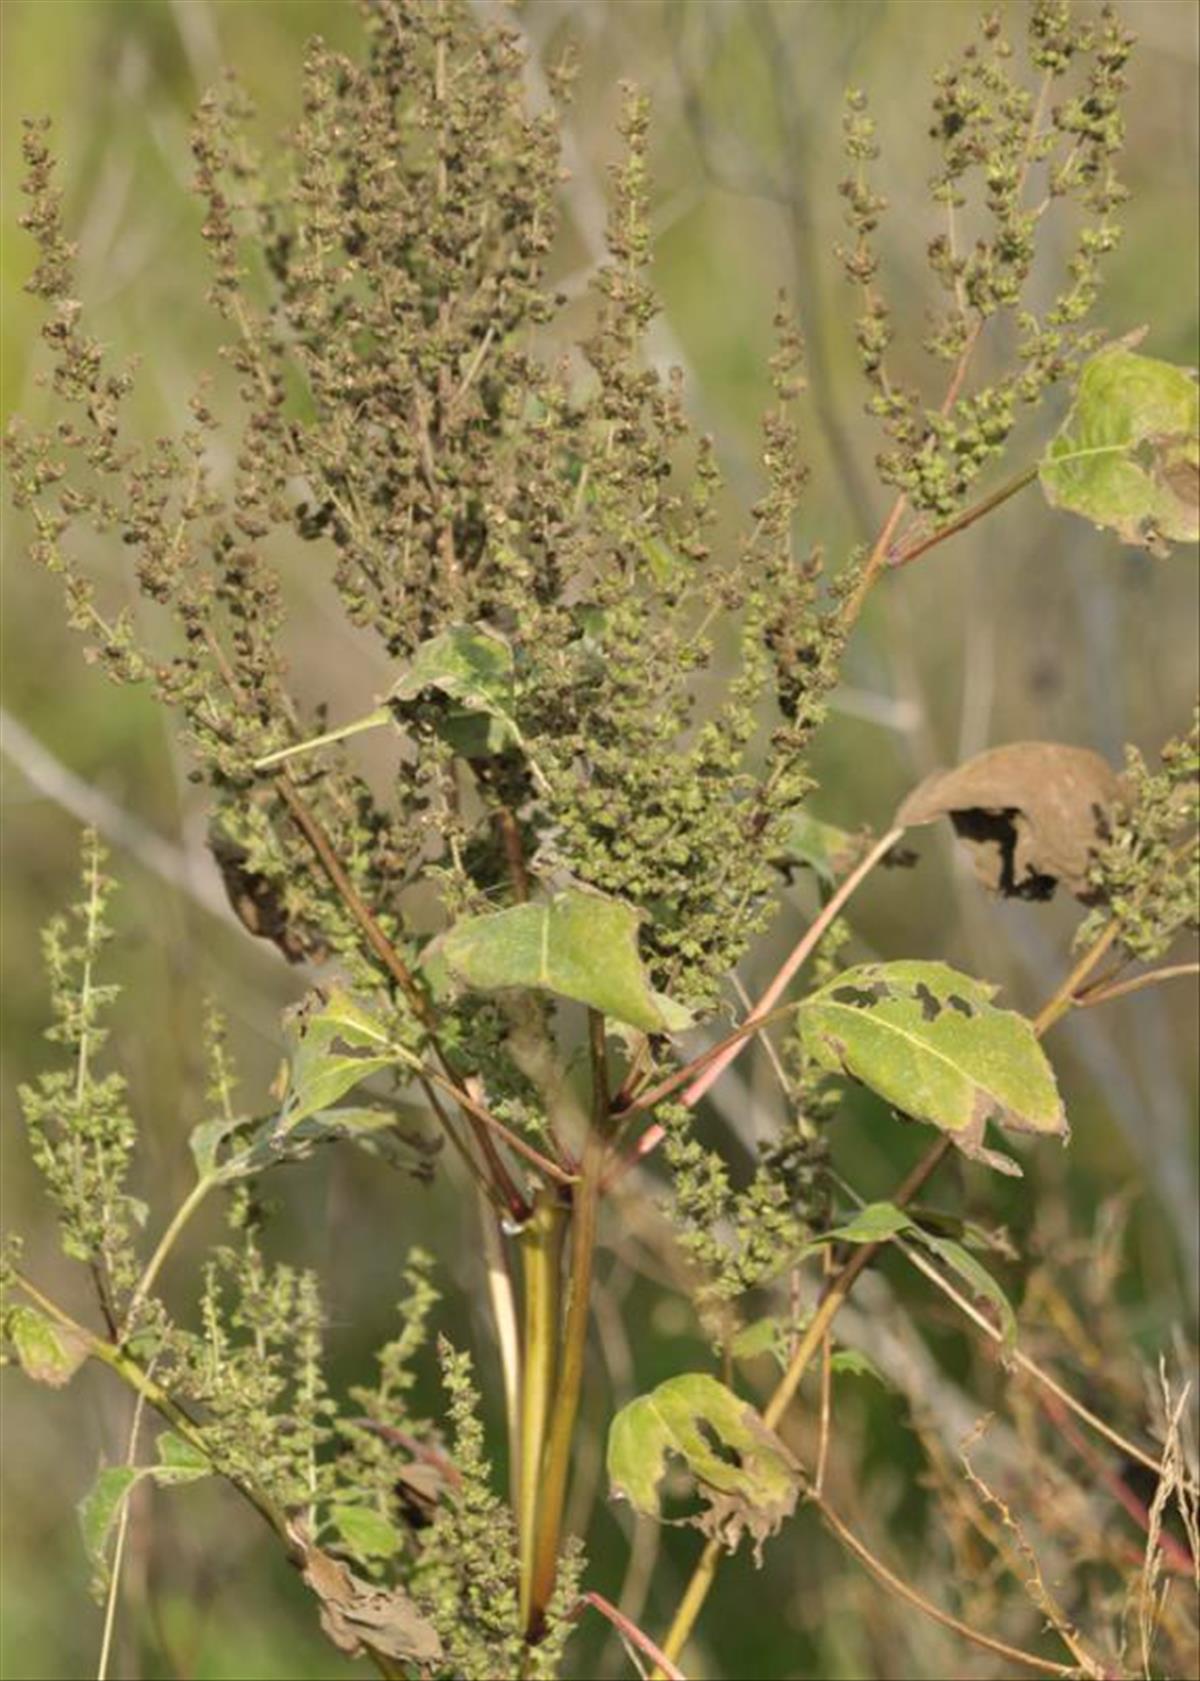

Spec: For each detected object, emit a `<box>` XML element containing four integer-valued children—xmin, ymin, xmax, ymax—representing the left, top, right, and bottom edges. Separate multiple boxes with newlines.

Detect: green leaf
<box><xmin>78</xmin><ymin>1432</ymin><xmax>210</xmax><ymax>1579</ymax></box>
<box><xmin>389</xmin><ymin>623</ymin><xmax>521</xmax><ymax>751</ymax></box>
<box><xmin>607</xmin><ymin>1373</ymin><xmax>802</xmax><ymax>1557</ymax></box>
<box><xmin>773</xmin><ymin>811</ymin><xmax>863</xmax><ymax>885</ymax></box>
<box><xmin>79</xmin><ymin>1467</ymin><xmax>141</xmax><ymax>1570</ymax></box>
<box><xmin>730</xmin><ymin>1317</ymin><xmax>782</xmax><ymax>1362</ymax></box>
<box><xmin>329</xmin><ymin>1503</ymin><xmax>403</xmax><ymax>1561</ymax></box>
<box><xmin>8</xmin><ymin>1305</ymin><xmax>89</xmax><ymax>1388</ymax></box>
<box><xmin>283</xmin><ymin>1051</ymin><xmax>397</xmax><ymax>1131</ymax></box>
<box><xmin>909</xmin><ymin>1228</ymin><xmax>1018</xmax><ymax>1354</ymax></box>
<box><xmin>637</xmin><ymin>533</ymin><xmax>683</xmax><ymax>586</ymax></box>
<box><xmin>432</xmin><ymin>889</ymin><xmax>690</xmax><ymax>1034</ymax></box>
<box><xmin>819</xmin><ymin>1202</ymin><xmax>914</xmax><ymax>1245</ymax></box>
<box><xmin>797</xmin><ymin>961</ymin><xmax>1067</xmax><ymax>1175</ymax></box>
<box><xmin>188</xmin><ymin>1114</ymin><xmax>247</xmax><ymax>1181</ymax></box>
<box><xmin>828</xmin><ymin>1348</ymin><xmax>887</xmax><ymax>1384</ymax></box>
<box><xmin>153</xmin><ymin>1431</ymin><xmax>212</xmax><ymax>1483</ymax></box>
<box><xmin>276</xmin><ymin>990</ymin><xmax>403</xmax><ymax>1135</ymax></box>
<box><xmin>1040</xmin><ymin>340</ymin><xmax>1199</xmax><ymax>555</ymax></box>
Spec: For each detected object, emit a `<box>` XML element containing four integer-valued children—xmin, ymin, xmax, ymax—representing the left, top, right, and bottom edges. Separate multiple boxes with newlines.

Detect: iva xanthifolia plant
<box><xmin>4</xmin><ymin>3</ymin><xmax>1197</xmax><ymax>1678</ymax></box>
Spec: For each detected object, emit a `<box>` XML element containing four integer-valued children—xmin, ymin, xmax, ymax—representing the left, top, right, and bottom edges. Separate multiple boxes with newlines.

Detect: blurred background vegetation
<box><xmin>2</xmin><ymin>2</ymin><xmax>1197</xmax><ymax>1678</ymax></box>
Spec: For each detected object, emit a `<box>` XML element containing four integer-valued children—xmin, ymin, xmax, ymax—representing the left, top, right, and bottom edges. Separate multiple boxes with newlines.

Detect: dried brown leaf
<box><xmin>896</xmin><ymin>742</ymin><xmax>1122</xmax><ymax>900</ymax></box>
<box><xmin>294</xmin><ymin>1534</ymin><xmax>443</xmax><ymax>1668</ymax></box>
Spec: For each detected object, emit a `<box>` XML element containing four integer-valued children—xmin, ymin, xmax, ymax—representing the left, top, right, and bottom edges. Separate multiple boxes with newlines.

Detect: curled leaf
<box><xmin>431</xmin><ymin>888</ymin><xmax>690</xmax><ymax>1034</ymax></box>
<box><xmin>294</xmin><ymin>1534</ymin><xmax>443</xmax><ymax>1667</ymax></box>
<box><xmin>607</xmin><ymin>1373</ymin><xmax>802</xmax><ymax>1560</ymax></box>
<box><xmin>896</xmin><ymin>742</ymin><xmax>1122</xmax><ymax>899</ymax></box>
<box><xmin>797</xmin><ymin>960</ymin><xmax>1067</xmax><ymax>1175</ymax></box>
<box><xmin>210</xmin><ymin>828</ymin><xmax>330</xmax><ymax>963</ymax></box>
<box><xmin>1040</xmin><ymin>339</ymin><xmax>1199</xmax><ymax>555</ymax></box>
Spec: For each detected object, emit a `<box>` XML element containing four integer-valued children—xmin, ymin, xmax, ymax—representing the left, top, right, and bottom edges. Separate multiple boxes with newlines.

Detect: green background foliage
<box><xmin>2</xmin><ymin>3</ymin><xmax>1196</xmax><ymax>1678</ymax></box>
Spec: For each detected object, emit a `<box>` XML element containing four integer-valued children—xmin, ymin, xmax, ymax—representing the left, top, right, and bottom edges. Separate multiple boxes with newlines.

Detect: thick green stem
<box><xmin>524</xmin><ymin>1011</ymin><xmax>610</xmax><ymax>1639</ymax></box>
<box><xmin>517</xmin><ymin>1186</ymin><xmax>568</xmax><ymax>1628</ymax></box>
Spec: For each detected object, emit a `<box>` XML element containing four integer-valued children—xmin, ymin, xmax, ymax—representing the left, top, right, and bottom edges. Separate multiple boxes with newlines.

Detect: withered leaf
<box><xmin>295</xmin><ymin>1536</ymin><xmax>443</xmax><ymax>1668</ymax></box>
<box><xmin>895</xmin><ymin>742</ymin><xmax>1122</xmax><ymax>900</ymax></box>
<box><xmin>211</xmin><ymin>830</ymin><xmax>330</xmax><ymax>965</ymax></box>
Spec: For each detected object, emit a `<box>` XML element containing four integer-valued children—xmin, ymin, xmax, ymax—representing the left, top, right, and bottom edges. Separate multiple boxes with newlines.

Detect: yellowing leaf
<box><xmin>607</xmin><ymin>1373</ymin><xmax>802</xmax><ymax>1559</ymax></box>
<box><xmin>432</xmin><ymin>889</ymin><xmax>690</xmax><ymax>1034</ymax></box>
<box><xmin>1040</xmin><ymin>340</ymin><xmax>1199</xmax><ymax>555</ymax></box>
<box><xmin>797</xmin><ymin>961</ymin><xmax>1066</xmax><ymax>1175</ymax></box>
<box><xmin>8</xmin><ymin>1305</ymin><xmax>88</xmax><ymax>1388</ymax></box>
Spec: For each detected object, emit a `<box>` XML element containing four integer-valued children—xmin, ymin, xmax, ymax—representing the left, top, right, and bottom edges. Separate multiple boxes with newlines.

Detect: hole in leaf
<box><xmin>696</xmin><ymin>1417</ymin><xmax>744</xmax><ymax>1470</ymax></box>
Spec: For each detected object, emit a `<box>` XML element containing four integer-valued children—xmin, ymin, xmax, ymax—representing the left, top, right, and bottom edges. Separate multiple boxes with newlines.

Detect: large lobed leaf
<box><xmin>432</xmin><ymin>888</ymin><xmax>690</xmax><ymax>1034</ymax></box>
<box><xmin>797</xmin><ymin>960</ymin><xmax>1066</xmax><ymax>1175</ymax></box>
<box><xmin>607</xmin><ymin>1373</ymin><xmax>802</xmax><ymax>1559</ymax></box>
<box><xmin>1040</xmin><ymin>340</ymin><xmax>1199</xmax><ymax>555</ymax></box>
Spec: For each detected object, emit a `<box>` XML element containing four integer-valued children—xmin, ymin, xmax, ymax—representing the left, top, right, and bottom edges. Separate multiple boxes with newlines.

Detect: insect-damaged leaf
<box><xmin>607</xmin><ymin>1373</ymin><xmax>802</xmax><ymax>1560</ymax></box>
<box><xmin>7</xmin><ymin>1305</ymin><xmax>89</xmax><ymax>1388</ymax></box>
<box><xmin>431</xmin><ymin>889</ymin><xmax>690</xmax><ymax>1034</ymax></box>
<box><xmin>1040</xmin><ymin>338</ymin><xmax>1199</xmax><ymax>555</ymax></box>
<box><xmin>79</xmin><ymin>1467</ymin><xmax>140</xmax><ymax>1573</ymax></box>
<box><xmin>896</xmin><ymin>742</ymin><xmax>1122</xmax><ymax>900</ymax></box>
<box><xmin>220</xmin><ymin>1106</ymin><xmax>437</xmax><ymax>1182</ymax></box>
<box><xmin>796</xmin><ymin>960</ymin><xmax>1067</xmax><ymax>1175</ymax></box>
